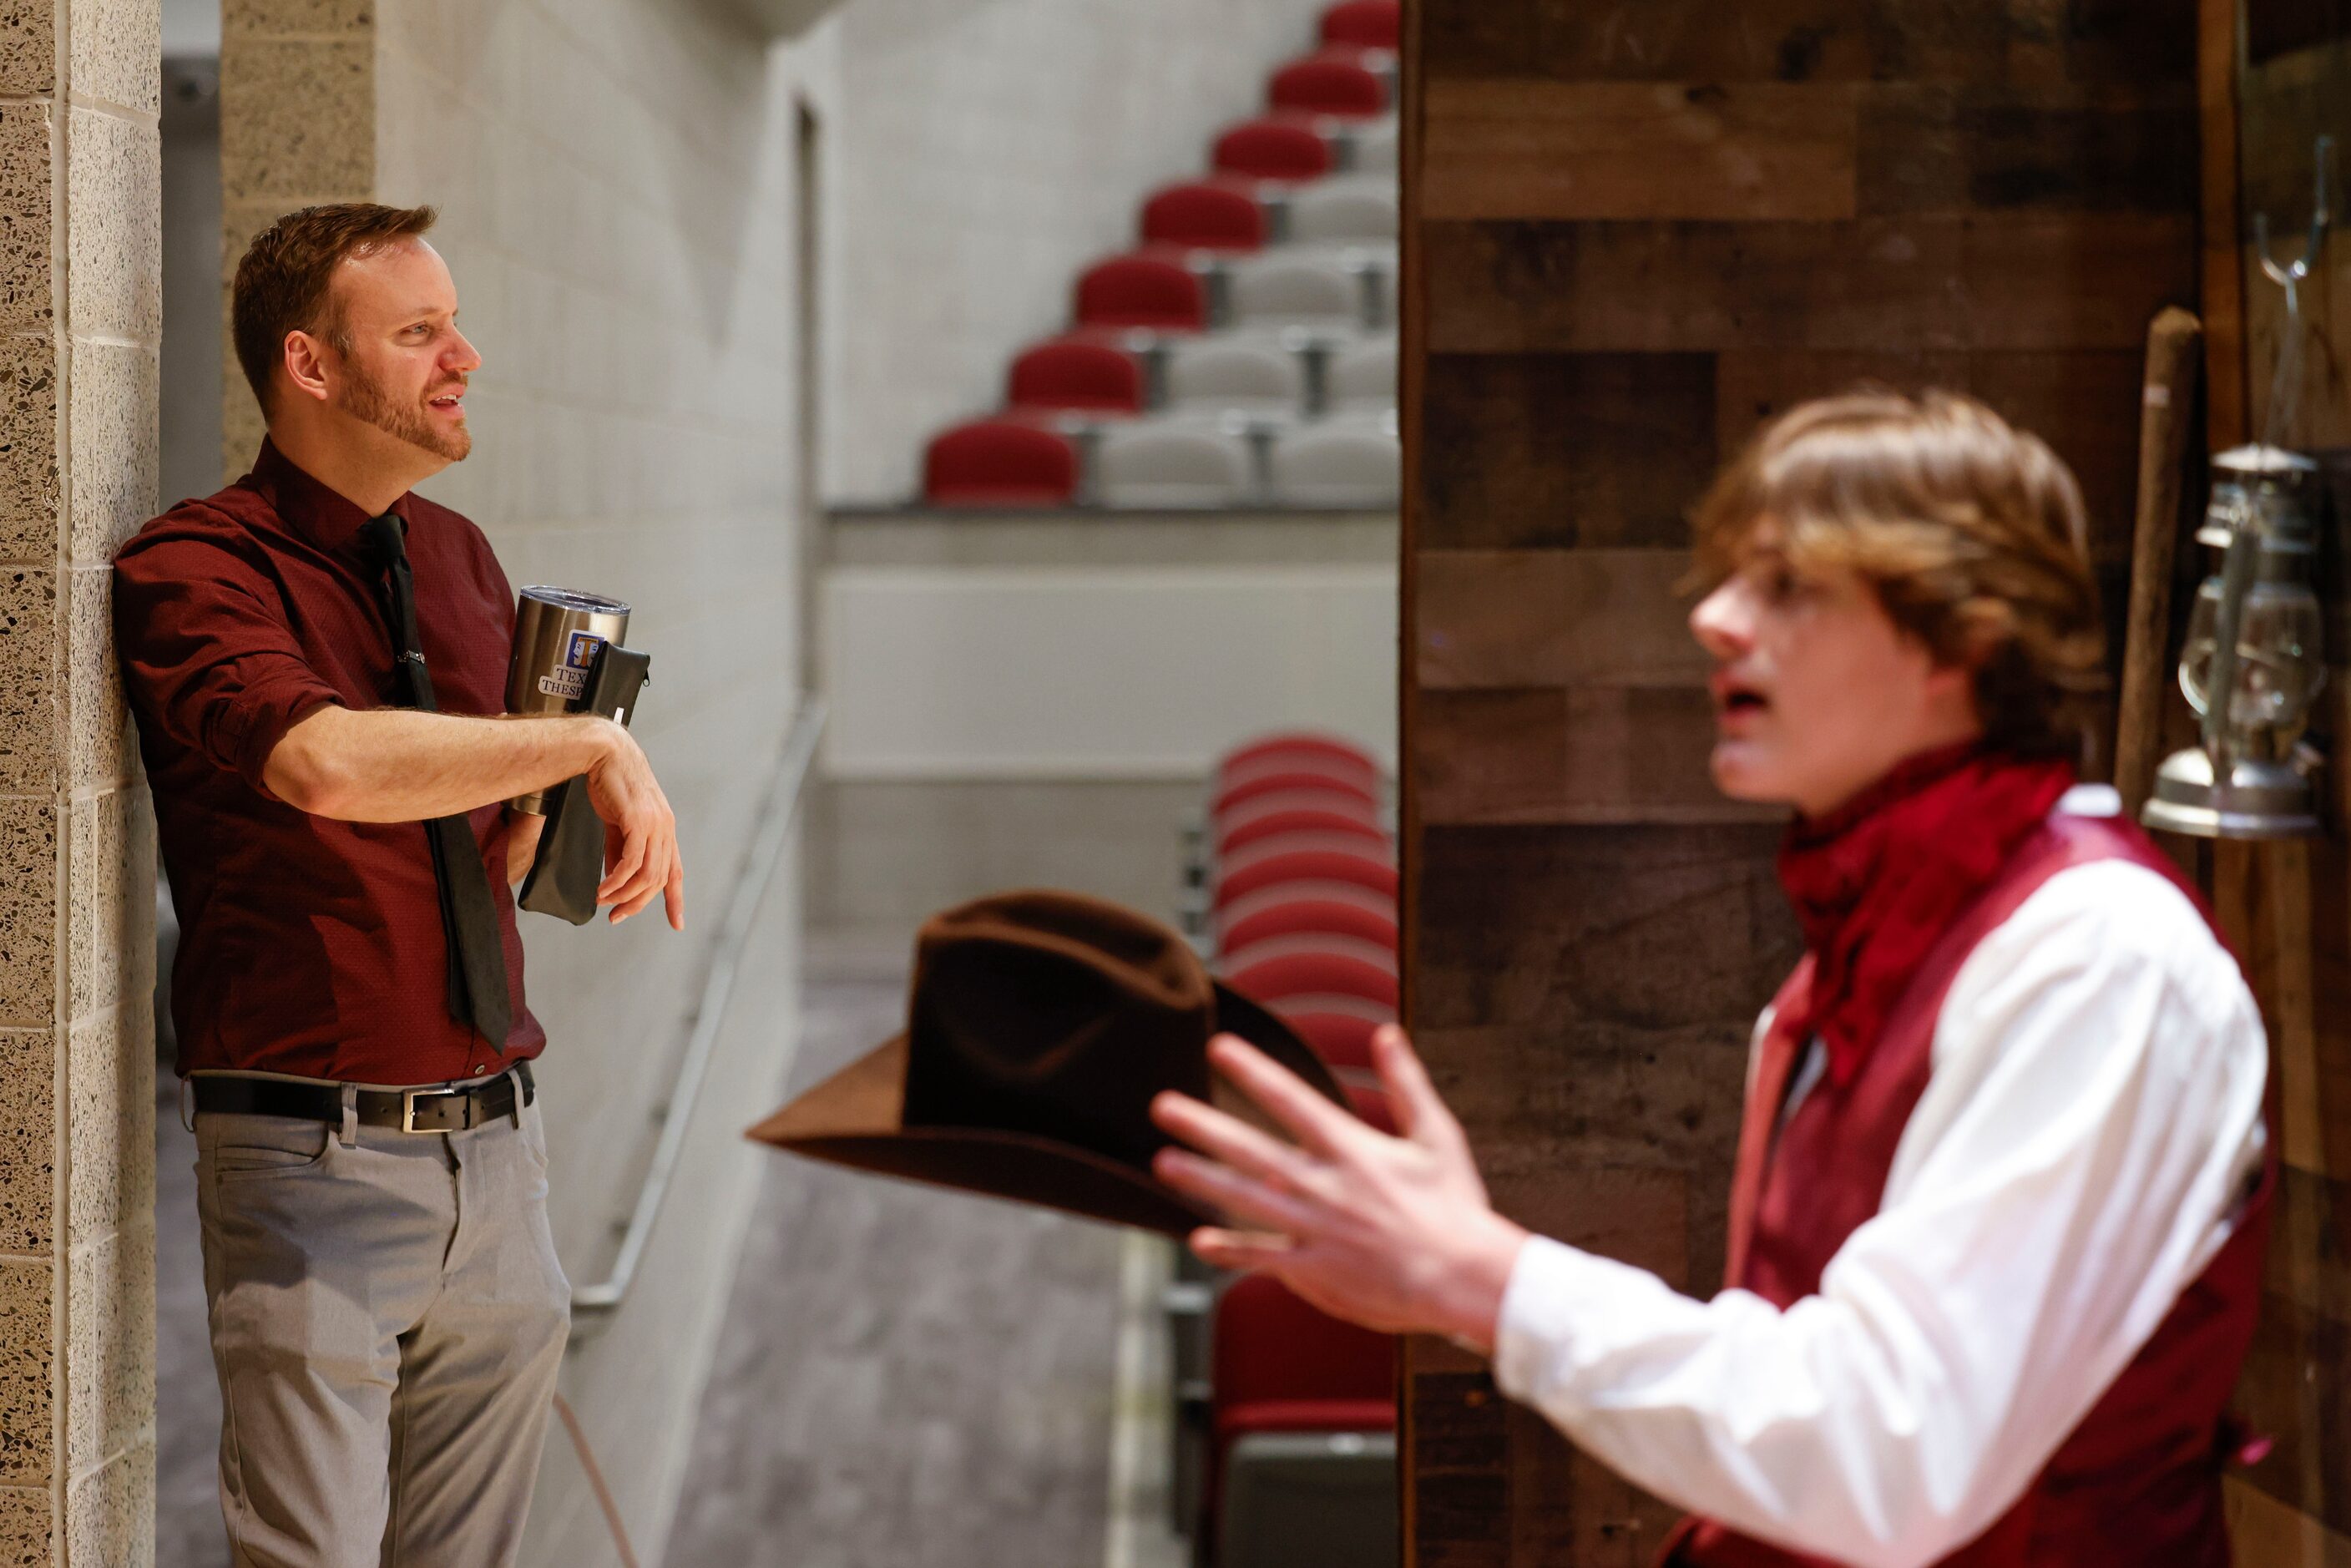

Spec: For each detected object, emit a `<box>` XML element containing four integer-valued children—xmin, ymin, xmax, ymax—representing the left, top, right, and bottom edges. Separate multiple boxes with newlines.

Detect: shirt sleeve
<box><xmin>1489</xmin><ymin>860</ymin><xmax>2269</xmax><ymax>1568</ymax></box>
<box><xmin>113</xmin><ymin>529</ymin><xmax>344</xmax><ymax>796</ymax></box>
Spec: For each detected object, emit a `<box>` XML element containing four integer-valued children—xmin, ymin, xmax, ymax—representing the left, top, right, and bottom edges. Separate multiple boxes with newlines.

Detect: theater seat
<box><xmin>1219</xmin><ymin>1430</ymin><xmax>1398</xmax><ymax>1568</ymax></box>
<box><xmin>922</xmin><ymin>419</ymin><xmax>1078</xmax><ymax>508</ymax></box>
<box><xmin>1320</xmin><ymin>0</ymin><xmax>1401</xmax><ymax>51</ymax></box>
<box><xmin>1291</xmin><ymin>175</ymin><xmax>1398</xmax><ymax>244</ymax></box>
<box><xmin>1216</xmin><ymin>803</ymin><xmax>1385</xmax><ymax>858</ymax></box>
<box><xmin>1143</xmin><ymin>180</ymin><xmax>1271</xmax><ymax>253</ymax></box>
<box><xmin>1076</xmin><ymin>252</ymin><xmax>1209</xmax><ymax>332</ymax></box>
<box><xmin>1215</xmin><ymin>778</ymin><xmax>1381</xmax><ymax>820</ymax></box>
<box><xmin>1219</xmin><ymin>731</ymin><xmax>1381</xmax><ymax>786</ymax></box>
<box><xmin>1215</xmin><ymin>115</ymin><xmax>1337</xmax><ymax>182</ymax></box>
<box><xmin>1227</xmin><ymin>249</ymin><xmax>1371</xmax><ymax>329</ymax></box>
<box><xmin>1215</xmin><ymin>781</ymin><xmax>1381</xmax><ymax>831</ymax></box>
<box><xmin>1269</xmin><ymin>50</ymin><xmax>1389</xmax><ymax>119</ymax></box>
<box><xmin>1095</xmin><ymin>417</ymin><xmax>1256</xmax><ymax>508</ymax></box>
<box><xmin>1209</xmin><ymin>1275</ymin><xmax>1397</xmax><ymax>1560</ymax></box>
<box><xmin>1351</xmin><ymin>115</ymin><xmax>1398</xmax><ymax>176</ymax></box>
<box><xmin>1007</xmin><ymin>336</ymin><xmax>1145</xmax><ymax>416</ymax></box>
<box><xmin>1217</xmin><ymin>837</ymin><xmax>1397</xmax><ymax>908</ymax></box>
<box><xmin>1326</xmin><ymin>335</ymin><xmax>1395</xmax><ymax>414</ymax></box>
<box><xmin>1216</xmin><ymin>881</ymin><xmax>1397</xmax><ymax>955</ymax></box>
<box><xmin>1212</xmin><ymin>767</ymin><xmax>1379</xmax><ymax>818</ymax></box>
<box><xmin>1222</xmin><ymin>935</ymin><xmax>1399</xmax><ymax>1012</ymax></box>
<box><xmin>1272</xmin><ymin>414</ymin><xmax>1401</xmax><ymax>508</ymax></box>
<box><xmin>1283</xmin><ymin>1007</ymin><xmax>1387</xmax><ymax>1073</ymax></box>
<box><xmin>1167</xmin><ymin>335</ymin><xmax>1308</xmax><ymax>418</ymax></box>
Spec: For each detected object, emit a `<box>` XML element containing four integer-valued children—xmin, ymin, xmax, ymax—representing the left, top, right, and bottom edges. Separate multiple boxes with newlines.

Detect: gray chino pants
<box><xmin>193</xmin><ymin>1086</ymin><xmax>571</xmax><ymax>1567</ymax></box>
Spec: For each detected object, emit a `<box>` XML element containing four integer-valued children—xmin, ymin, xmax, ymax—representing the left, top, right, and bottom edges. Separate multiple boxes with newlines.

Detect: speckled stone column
<box><xmin>219</xmin><ymin>0</ymin><xmax>372</xmax><ymax>479</ymax></box>
<box><xmin>0</xmin><ymin>0</ymin><xmax>163</xmax><ymax>1561</ymax></box>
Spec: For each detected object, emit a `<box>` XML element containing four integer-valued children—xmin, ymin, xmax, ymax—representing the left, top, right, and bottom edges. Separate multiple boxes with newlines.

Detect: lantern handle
<box><xmin>2253</xmin><ymin>134</ymin><xmax>2334</xmax><ymax>451</ymax></box>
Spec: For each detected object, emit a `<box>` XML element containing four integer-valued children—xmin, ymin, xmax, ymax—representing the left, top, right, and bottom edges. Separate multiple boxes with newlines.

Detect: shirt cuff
<box><xmin>1490</xmin><ymin>1233</ymin><xmax>1635</xmax><ymax>1409</ymax></box>
<box><xmin>221</xmin><ymin>680</ymin><xmax>341</xmax><ymax>798</ymax></box>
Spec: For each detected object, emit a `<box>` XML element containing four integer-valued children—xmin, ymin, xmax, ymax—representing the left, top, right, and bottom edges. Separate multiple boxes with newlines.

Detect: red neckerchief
<box><xmin>1775</xmin><ymin>743</ymin><xmax>2077</xmax><ymax>1087</ymax></box>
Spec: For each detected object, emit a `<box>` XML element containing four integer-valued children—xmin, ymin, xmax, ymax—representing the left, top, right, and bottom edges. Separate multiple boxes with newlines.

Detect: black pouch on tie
<box><xmin>520</xmin><ymin>641</ymin><xmax>653</xmax><ymax>925</ymax></box>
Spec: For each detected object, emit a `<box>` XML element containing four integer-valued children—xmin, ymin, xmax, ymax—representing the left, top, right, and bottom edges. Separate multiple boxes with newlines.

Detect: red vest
<box><xmin>1666</xmin><ymin>812</ymin><xmax>2272</xmax><ymax>1568</ymax></box>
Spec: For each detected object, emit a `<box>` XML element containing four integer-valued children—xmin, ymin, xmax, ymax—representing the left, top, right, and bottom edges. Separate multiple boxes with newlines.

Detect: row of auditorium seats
<box><xmin>1166</xmin><ymin>731</ymin><xmax>1401</xmax><ymax>1568</ymax></box>
<box><xmin>1015</xmin><ymin>330</ymin><xmax>1393</xmax><ymax>420</ymax></box>
<box><xmin>922</xmin><ymin>0</ymin><xmax>1401</xmax><ymax>511</ymax></box>
<box><xmin>928</xmin><ymin>409</ymin><xmax>1398</xmax><ymax>510</ymax></box>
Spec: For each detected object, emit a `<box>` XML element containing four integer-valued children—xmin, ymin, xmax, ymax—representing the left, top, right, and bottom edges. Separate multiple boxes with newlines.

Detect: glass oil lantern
<box><xmin>2144</xmin><ymin>445</ymin><xmax>2327</xmax><ymax>838</ymax></box>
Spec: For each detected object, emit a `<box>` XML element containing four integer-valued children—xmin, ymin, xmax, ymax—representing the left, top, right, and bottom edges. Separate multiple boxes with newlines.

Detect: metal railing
<box><xmin>570</xmin><ymin>697</ymin><xmax>827</xmax><ymax>1322</ymax></box>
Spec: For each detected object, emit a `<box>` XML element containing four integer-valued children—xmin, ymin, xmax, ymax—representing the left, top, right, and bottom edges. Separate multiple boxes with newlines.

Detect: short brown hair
<box><xmin>230</xmin><ymin>202</ymin><xmax>438</xmax><ymax>413</ymax></box>
<box><xmin>1692</xmin><ymin>389</ymin><xmax>2106</xmax><ymax>756</ymax></box>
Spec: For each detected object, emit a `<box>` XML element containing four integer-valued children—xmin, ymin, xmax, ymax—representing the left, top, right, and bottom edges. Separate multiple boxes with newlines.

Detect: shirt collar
<box><xmin>250</xmin><ymin>437</ymin><xmax>411</xmax><ymax>555</ymax></box>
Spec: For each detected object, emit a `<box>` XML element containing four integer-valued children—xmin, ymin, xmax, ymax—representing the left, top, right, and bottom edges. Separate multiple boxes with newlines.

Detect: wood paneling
<box><xmin>1423</xmin><ymin>83</ymin><xmax>1860</xmax><ymax>223</ymax></box>
<box><xmin>1403</xmin><ymin>3</ymin><xmax>2204</xmax><ymax>1558</ymax></box>
<box><xmin>1420</xmin><ymin>356</ymin><xmax>1716</xmax><ymax>550</ymax></box>
<box><xmin>1418</xmin><ymin>0</ymin><xmax>2197</xmax><ymax>87</ymax></box>
<box><xmin>1417</xmin><ymin>551</ymin><xmax>1709</xmax><ymax>690</ymax></box>
<box><xmin>1858</xmin><ymin>85</ymin><xmax>2198</xmax><ymax>215</ymax></box>
<box><xmin>1426</xmin><ymin>216</ymin><xmax>2197</xmax><ymax>355</ymax></box>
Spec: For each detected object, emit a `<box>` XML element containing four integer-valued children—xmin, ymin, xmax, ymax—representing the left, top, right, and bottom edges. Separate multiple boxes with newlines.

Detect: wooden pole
<box><xmin>2116</xmin><ymin>306</ymin><xmax>2205</xmax><ymax>819</ymax></box>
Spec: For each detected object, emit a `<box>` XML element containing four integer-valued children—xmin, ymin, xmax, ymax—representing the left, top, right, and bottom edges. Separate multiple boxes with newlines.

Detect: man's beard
<box><xmin>337</xmin><ymin>362</ymin><xmax>470</xmax><ymax>462</ymax></box>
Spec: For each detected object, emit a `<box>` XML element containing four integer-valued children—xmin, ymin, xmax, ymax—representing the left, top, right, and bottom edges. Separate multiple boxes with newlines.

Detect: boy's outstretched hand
<box><xmin>1150</xmin><ymin>1024</ymin><xmax>1529</xmax><ymax>1353</ymax></box>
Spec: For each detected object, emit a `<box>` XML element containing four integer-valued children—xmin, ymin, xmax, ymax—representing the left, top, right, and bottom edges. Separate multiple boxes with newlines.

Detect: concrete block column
<box><xmin>0</xmin><ymin>0</ymin><xmax>163</xmax><ymax>1561</ymax></box>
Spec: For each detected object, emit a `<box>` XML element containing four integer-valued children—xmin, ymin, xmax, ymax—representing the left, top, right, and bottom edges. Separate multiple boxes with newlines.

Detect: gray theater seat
<box><xmin>1218</xmin><ymin>1429</ymin><xmax>1399</xmax><ymax>1568</ymax></box>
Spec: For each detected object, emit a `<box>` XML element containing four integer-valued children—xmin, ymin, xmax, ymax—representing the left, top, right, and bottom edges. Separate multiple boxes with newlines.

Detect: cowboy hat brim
<box><xmin>745</xmin><ymin>983</ymin><xmax>1356</xmax><ymax>1237</ymax></box>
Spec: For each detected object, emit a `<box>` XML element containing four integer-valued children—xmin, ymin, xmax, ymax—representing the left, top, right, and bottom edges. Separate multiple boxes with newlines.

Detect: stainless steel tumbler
<box><xmin>506</xmin><ymin>585</ymin><xmax>630</xmax><ymax>813</ymax></box>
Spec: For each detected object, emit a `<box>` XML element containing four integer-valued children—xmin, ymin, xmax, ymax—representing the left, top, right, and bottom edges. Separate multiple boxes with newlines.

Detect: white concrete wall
<box><xmin>811</xmin><ymin>512</ymin><xmax>1397</xmax><ymax>931</ymax></box>
<box><xmin>367</xmin><ymin>4</ymin><xmax>834</xmax><ymax>1560</ymax></box>
<box><xmin>826</xmin><ymin>0</ymin><xmax>1329</xmax><ymax>500</ymax></box>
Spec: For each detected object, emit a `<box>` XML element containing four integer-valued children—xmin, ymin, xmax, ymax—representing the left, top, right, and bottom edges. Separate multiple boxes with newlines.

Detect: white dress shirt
<box><xmin>1489</xmin><ymin>790</ymin><xmax>2270</xmax><ymax>1568</ymax></box>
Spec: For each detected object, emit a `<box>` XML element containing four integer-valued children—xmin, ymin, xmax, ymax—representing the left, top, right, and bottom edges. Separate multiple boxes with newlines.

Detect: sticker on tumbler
<box><xmin>535</xmin><ymin>631</ymin><xmax>607</xmax><ymax>701</ymax></box>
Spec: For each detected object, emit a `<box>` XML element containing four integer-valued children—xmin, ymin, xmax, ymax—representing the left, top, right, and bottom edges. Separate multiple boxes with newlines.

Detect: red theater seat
<box><xmin>1320</xmin><ymin>0</ymin><xmax>1401</xmax><ymax>50</ymax></box>
<box><xmin>1007</xmin><ymin>336</ymin><xmax>1145</xmax><ymax>416</ymax></box>
<box><xmin>1224</xmin><ymin>935</ymin><xmax>1399</xmax><ymax>1012</ymax></box>
<box><xmin>1287</xmin><ymin>1008</ymin><xmax>1385</xmax><ymax>1073</ymax></box>
<box><xmin>1216</xmin><ymin>882</ymin><xmax>1397</xmax><ymax>954</ymax></box>
<box><xmin>1218</xmin><ymin>732</ymin><xmax>1379</xmax><ymax>783</ymax></box>
<box><xmin>1216</xmin><ymin>839</ymin><xmax>1396</xmax><ymax>907</ymax></box>
<box><xmin>1216</xmin><ymin>783</ymin><xmax>1381</xmax><ymax>828</ymax></box>
<box><xmin>1268</xmin><ymin>50</ymin><xmax>1388</xmax><ymax>119</ymax></box>
<box><xmin>1213</xmin><ymin>116</ymin><xmax>1336</xmax><ymax>182</ymax></box>
<box><xmin>1342</xmin><ymin>1080</ymin><xmax>1397</xmax><ymax>1134</ymax></box>
<box><xmin>1207</xmin><ymin>1275</ymin><xmax>1395</xmax><ymax>1536</ymax></box>
<box><xmin>1216</xmin><ymin>805</ymin><xmax>1385</xmax><ymax>858</ymax></box>
<box><xmin>1141</xmin><ymin>180</ymin><xmax>1268</xmax><ymax>252</ymax></box>
<box><xmin>1213</xmin><ymin>768</ymin><xmax>1378</xmax><ymax>819</ymax></box>
<box><xmin>922</xmin><ymin>419</ymin><xmax>1078</xmax><ymax>507</ymax></box>
<box><xmin>1075</xmin><ymin>252</ymin><xmax>1208</xmax><ymax>332</ymax></box>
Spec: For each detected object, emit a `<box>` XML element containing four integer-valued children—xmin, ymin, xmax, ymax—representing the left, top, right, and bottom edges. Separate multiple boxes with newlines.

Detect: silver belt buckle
<box><xmin>401</xmin><ymin>1085</ymin><xmax>461</xmax><ymax>1133</ymax></box>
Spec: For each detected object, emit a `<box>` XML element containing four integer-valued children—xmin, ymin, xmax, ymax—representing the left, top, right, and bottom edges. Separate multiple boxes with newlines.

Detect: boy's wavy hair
<box><xmin>1691</xmin><ymin>388</ymin><xmax>2107</xmax><ymax>759</ymax></box>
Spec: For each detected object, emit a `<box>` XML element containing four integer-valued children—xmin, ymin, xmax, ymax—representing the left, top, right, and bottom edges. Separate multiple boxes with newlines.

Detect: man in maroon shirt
<box><xmin>114</xmin><ymin>203</ymin><xmax>685</xmax><ymax>1565</ymax></box>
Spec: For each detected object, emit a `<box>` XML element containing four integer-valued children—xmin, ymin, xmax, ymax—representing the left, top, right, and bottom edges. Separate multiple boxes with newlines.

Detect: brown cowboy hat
<box><xmin>745</xmin><ymin>889</ymin><xmax>1350</xmax><ymax>1235</ymax></box>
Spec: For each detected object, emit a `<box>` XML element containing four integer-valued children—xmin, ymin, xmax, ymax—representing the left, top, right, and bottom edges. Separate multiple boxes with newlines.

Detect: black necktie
<box><xmin>358</xmin><ymin>513</ymin><xmax>515</xmax><ymax>1053</ymax></box>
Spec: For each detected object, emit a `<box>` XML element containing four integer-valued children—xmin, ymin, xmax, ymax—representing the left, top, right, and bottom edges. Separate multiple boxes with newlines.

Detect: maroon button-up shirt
<box><xmin>114</xmin><ymin>439</ymin><xmax>546</xmax><ymax>1084</ymax></box>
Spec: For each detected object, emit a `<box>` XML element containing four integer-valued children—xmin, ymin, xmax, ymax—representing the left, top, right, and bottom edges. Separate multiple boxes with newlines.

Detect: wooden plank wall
<box><xmin>1399</xmin><ymin>4</ymin><xmax>2202</xmax><ymax>1561</ymax></box>
<box><xmin>2207</xmin><ymin>2</ymin><xmax>2351</xmax><ymax>1558</ymax></box>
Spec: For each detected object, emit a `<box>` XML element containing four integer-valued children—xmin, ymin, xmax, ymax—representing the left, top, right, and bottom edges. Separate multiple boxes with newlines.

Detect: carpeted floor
<box><xmin>660</xmin><ymin>936</ymin><xmax>1128</xmax><ymax>1567</ymax></box>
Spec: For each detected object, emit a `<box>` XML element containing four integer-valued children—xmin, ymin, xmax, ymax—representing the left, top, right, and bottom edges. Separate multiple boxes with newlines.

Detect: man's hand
<box><xmin>1150</xmin><ymin>1024</ymin><xmax>1529</xmax><ymax>1352</ymax></box>
<box><xmin>583</xmin><ymin>721</ymin><xmax>685</xmax><ymax>929</ymax></box>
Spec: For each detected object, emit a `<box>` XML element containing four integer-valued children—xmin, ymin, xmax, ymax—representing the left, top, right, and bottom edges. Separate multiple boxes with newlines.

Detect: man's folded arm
<box><xmin>1489</xmin><ymin>872</ymin><xmax>2266</xmax><ymax>1568</ymax></box>
<box><xmin>262</xmin><ymin>705</ymin><xmax>619</xmax><ymax>823</ymax></box>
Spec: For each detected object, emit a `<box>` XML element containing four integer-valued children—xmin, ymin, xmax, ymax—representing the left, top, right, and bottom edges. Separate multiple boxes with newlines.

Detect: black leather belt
<box><xmin>192</xmin><ymin>1062</ymin><xmax>534</xmax><ymax>1134</ymax></box>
